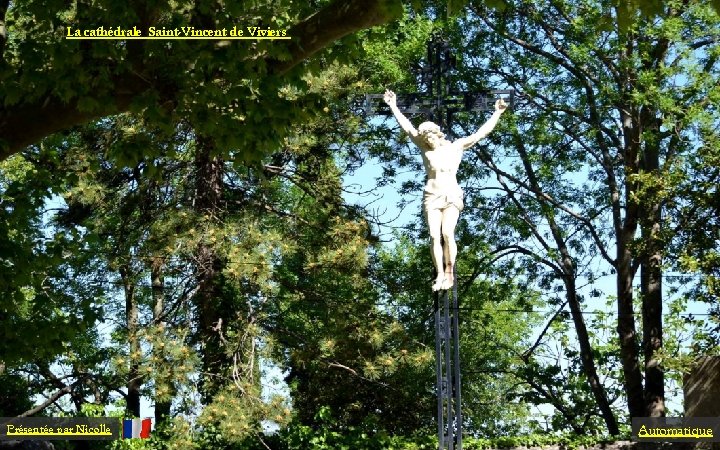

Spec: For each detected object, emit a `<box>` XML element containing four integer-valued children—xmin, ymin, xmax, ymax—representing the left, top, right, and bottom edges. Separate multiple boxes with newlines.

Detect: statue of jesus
<box><xmin>384</xmin><ymin>90</ymin><xmax>508</xmax><ymax>291</ymax></box>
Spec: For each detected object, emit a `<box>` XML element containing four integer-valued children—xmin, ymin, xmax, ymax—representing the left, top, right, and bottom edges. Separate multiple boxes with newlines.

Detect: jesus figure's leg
<box><xmin>426</xmin><ymin>207</ymin><xmax>445</xmax><ymax>291</ymax></box>
<box><xmin>440</xmin><ymin>206</ymin><xmax>460</xmax><ymax>290</ymax></box>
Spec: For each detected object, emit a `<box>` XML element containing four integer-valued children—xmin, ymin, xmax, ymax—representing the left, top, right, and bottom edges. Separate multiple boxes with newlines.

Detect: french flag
<box><xmin>122</xmin><ymin>418</ymin><xmax>151</xmax><ymax>439</ymax></box>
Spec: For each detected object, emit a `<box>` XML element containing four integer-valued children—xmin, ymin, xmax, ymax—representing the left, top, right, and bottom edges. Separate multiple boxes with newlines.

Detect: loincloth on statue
<box><xmin>423</xmin><ymin>187</ymin><xmax>464</xmax><ymax>212</ymax></box>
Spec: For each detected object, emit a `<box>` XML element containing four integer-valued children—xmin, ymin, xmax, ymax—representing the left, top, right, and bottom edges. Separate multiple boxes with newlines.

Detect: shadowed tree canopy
<box><xmin>0</xmin><ymin>0</ymin><xmax>403</xmax><ymax>162</ymax></box>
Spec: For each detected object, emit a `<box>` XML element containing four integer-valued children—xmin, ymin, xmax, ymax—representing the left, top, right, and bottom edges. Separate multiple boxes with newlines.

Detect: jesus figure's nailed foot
<box><xmin>440</xmin><ymin>277</ymin><xmax>454</xmax><ymax>291</ymax></box>
<box><xmin>432</xmin><ymin>275</ymin><xmax>446</xmax><ymax>292</ymax></box>
<box><xmin>440</xmin><ymin>264</ymin><xmax>454</xmax><ymax>290</ymax></box>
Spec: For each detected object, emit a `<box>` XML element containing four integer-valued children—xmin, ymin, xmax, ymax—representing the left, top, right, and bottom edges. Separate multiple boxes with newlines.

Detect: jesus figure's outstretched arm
<box><xmin>383</xmin><ymin>90</ymin><xmax>420</xmax><ymax>139</ymax></box>
<box><xmin>454</xmin><ymin>98</ymin><xmax>508</xmax><ymax>150</ymax></box>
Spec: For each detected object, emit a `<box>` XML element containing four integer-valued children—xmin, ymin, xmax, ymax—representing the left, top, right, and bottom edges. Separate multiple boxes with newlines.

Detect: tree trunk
<box><xmin>615</xmin><ymin>91</ymin><xmax>646</xmax><ymax>419</ymax></box>
<box><xmin>616</xmin><ymin>244</ymin><xmax>644</xmax><ymax>419</ymax></box>
<box><xmin>121</xmin><ymin>266</ymin><xmax>141</xmax><ymax>418</ymax></box>
<box><xmin>515</xmin><ymin>135</ymin><xmax>619</xmax><ymax>433</ymax></box>
<box><xmin>641</xmin><ymin>236</ymin><xmax>664</xmax><ymax>417</ymax></box>
<box><xmin>192</xmin><ymin>135</ymin><xmax>226</xmax><ymax>400</ymax></box>
<box><xmin>151</xmin><ymin>256</ymin><xmax>173</xmax><ymax>425</ymax></box>
<box><xmin>639</xmin><ymin>118</ymin><xmax>665</xmax><ymax>417</ymax></box>
<box><xmin>564</xmin><ymin>270</ymin><xmax>619</xmax><ymax>434</ymax></box>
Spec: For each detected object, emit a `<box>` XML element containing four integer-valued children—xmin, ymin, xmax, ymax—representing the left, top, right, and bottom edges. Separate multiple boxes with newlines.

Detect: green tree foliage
<box><xmin>445</xmin><ymin>0</ymin><xmax>720</xmax><ymax>28</ymax></box>
<box><xmin>2</xmin><ymin>116</ymin><xmax>294</xmax><ymax>441</ymax></box>
<box><xmin>1</xmin><ymin>119</ymin><xmax>199</xmax><ymax>421</ymax></box>
<box><xmin>0</xmin><ymin>0</ymin><xmax>403</xmax><ymax>161</ymax></box>
<box><xmin>1</xmin><ymin>83</ymin><xmax>440</xmax><ymax>446</ymax></box>
<box><xmin>1</xmin><ymin>7</ymin><xmax>437</xmax><ymax>441</ymax></box>
<box><xmin>0</xmin><ymin>145</ymin><xmax>103</xmax><ymax>375</ymax></box>
<box><xmin>2</xmin><ymin>0</ymin><xmax>403</xmax><ymax>399</ymax></box>
<box><xmin>250</xmin><ymin>79</ymin><xmax>434</xmax><ymax>434</ymax></box>
<box><xmin>0</xmin><ymin>371</ymin><xmax>34</xmax><ymax>416</ymax></box>
<box><xmin>451</xmin><ymin>0</ymin><xmax>720</xmax><ymax>424</ymax></box>
<box><xmin>372</xmin><ymin>234</ymin><xmax>544</xmax><ymax>436</ymax></box>
<box><xmin>356</xmin><ymin>12</ymin><xmax>618</xmax><ymax>437</ymax></box>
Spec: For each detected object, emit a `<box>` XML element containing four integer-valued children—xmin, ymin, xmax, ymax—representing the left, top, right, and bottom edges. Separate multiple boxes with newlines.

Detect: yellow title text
<box><xmin>637</xmin><ymin>424</ymin><xmax>715</xmax><ymax>439</ymax></box>
<box><xmin>6</xmin><ymin>423</ymin><xmax>113</xmax><ymax>436</ymax></box>
<box><xmin>65</xmin><ymin>26</ymin><xmax>289</xmax><ymax>39</ymax></box>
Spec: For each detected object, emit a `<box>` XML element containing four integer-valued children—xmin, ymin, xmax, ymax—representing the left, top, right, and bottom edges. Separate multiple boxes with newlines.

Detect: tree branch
<box><xmin>0</xmin><ymin>74</ymin><xmax>146</xmax><ymax>160</ymax></box>
<box><xmin>522</xmin><ymin>299</ymin><xmax>569</xmax><ymax>362</ymax></box>
<box><xmin>269</xmin><ymin>0</ymin><xmax>401</xmax><ymax>75</ymax></box>
<box><xmin>491</xmin><ymin>244</ymin><xmax>563</xmax><ymax>276</ymax></box>
<box><xmin>18</xmin><ymin>385</ymin><xmax>72</xmax><ymax>417</ymax></box>
<box><xmin>475</xmin><ymin>147</ymin><xmax>616</xmax><ymax>265</ymax></box>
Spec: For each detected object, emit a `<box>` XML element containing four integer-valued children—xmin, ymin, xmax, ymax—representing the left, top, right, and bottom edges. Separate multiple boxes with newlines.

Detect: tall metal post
<box><xmin>434</xmin><ymin>269</ymin><xmax>462</xmax><ymax>449</ymax></box>
<box><xmin>452</xmin><ymin>272</ymin><xmax>462</xmax><ymax>449</ymax></box>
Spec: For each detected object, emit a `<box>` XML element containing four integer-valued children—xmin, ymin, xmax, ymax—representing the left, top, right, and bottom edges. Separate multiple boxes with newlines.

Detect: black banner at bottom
<box><xmin>0</xmin><ymin>417</ymin><xmax>121</xmax><ymax>441</ymax></box>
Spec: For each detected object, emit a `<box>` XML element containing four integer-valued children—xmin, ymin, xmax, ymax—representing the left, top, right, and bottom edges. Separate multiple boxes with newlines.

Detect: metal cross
<box><xmin>361</xmin><ymin>34</ymin><xmax>514</xmax><ymax>450</ymax></box>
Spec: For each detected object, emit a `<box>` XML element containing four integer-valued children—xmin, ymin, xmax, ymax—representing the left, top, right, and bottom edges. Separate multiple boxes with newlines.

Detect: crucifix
<box><xmin>362</xmin><ymin>33</ymin><xmax>514</xmax><ymax>450</ymax></box>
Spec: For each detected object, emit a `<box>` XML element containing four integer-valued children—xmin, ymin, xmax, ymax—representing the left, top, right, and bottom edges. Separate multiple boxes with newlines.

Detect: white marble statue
<box><xmin>384</xmin><ymin>89</ymin><xmax>507</xmax><ymax>291</ymax></box>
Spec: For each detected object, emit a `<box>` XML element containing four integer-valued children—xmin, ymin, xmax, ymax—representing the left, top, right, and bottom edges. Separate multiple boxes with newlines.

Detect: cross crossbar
<box><xmin>363</xmin><ymin>90</ymin><xmax>515</xmax><ymax>117</ymax></box>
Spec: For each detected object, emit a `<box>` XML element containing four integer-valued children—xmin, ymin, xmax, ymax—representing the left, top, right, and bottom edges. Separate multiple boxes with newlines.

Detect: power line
<box><xmin>456</xmin><ymin>308</ymin><xmax>716</xmax><ymax>317</ymax></box>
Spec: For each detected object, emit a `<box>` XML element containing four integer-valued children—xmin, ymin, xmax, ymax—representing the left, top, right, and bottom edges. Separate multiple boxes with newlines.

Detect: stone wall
<box><xmin>684</xmin><ymin>356</ymin><xmax>720</xmax><ymax>418</ymax></box>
